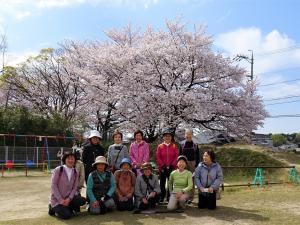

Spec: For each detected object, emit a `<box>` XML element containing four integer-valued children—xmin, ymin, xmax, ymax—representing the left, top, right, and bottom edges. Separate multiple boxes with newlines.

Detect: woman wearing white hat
<box><xmin>82</xmin><ymin>130</ymin><xmax>105</xmax><ymax>183</ymax></box>
<box><xmin>86</xmin><ymin>156</ymin><xmax>116</xmax><ymax>215</ymax></box>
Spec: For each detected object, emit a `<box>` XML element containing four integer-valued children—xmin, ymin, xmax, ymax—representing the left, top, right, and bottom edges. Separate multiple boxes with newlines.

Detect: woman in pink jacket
<box><xmin>156</xmin><ymin>128</ymin><xmax>179</xmax><ymax>203</ymax></box>
<box><xmin>130</xmin><ymin>130</ymin><xmax>150</xmax><ymax>176</ymax></box>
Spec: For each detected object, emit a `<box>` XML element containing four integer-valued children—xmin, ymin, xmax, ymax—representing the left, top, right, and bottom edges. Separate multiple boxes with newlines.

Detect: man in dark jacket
<box><xmin>82</xmin><ymin>130</ymin><xmax>105</xmax><ymax>183</ymax></box>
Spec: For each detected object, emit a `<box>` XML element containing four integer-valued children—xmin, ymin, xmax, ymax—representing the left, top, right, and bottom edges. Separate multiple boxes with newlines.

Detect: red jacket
<box><xmin>156</xmin><ymin>143</ymin><xmax>179</xmax><ymax>171</ymax></box>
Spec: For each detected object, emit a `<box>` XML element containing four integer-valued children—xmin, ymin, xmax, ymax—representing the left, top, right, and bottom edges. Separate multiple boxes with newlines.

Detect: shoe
<box><xmin>133</xmin><ymin>209</ymin><xmax>141</xmax><ymax>214</ymax></box>
<box><xmin>186</xmin><ymin>200</ymin><xmax>193</xmax><ymax>205</ymax></box>
<box><xmin>74</xmin><ymin>206</ymin><xmax>81</xmax><ymax>213</ymax></box>
<box><xmin>48</xmin><ymin>204</ymin><xmax>55</xmax><ymax>216</ymax></box>
<box><xmin>158</xmin><ymin>198</ymin><xmax>164</xmax><ymax>204</ymax></box>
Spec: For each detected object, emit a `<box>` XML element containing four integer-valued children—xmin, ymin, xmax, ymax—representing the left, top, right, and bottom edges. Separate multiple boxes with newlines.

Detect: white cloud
<box><xmin>15</xmin><ymin>11</ymin><xmax>32</xmax><ymax>20</ymax></box>
<box><xmin>5</xmin><ymin>51</ymin><xmax>38</xmax><ymax>66</ymax></box>
<box><xmin>0</xmin><ymin>18</ymin><xmax>4</xmax><ymax>33</ymax></box>
<box><xmin>260</xmin><ymin>81</ymin><xmax>300</xmax><ymax>100</ymax></box>
<box><xmin>215</xmin><ymin>27</ymin><xmax>300</xmax><ymax>99</ymax></box>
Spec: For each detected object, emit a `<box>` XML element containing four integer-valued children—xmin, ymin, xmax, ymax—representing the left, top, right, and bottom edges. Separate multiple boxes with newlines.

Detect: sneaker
<box><xmin>48</xmin><ymin>204</ymin><xmax>55</xmax><ymax>216</ymax></box>
<box><xmin>158</xmin><ymin>198</ymin><xmax>164</xmax><ymax>204</ymax></box>
<box><xmin>186</xmin><ymin>200</ymin><xmax>193</xmax><ymax>205</ymax></box>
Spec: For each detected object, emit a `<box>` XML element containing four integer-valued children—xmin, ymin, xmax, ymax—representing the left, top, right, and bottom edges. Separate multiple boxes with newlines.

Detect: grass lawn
<box><xmin>0</xmin><ymin>175</ymin><xmax>300</xmax><ymax>225</ymax></box>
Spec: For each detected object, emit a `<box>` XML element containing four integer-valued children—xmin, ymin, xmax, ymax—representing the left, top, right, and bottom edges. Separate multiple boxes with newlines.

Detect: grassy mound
<box><xmin>210</xmin><ymin>147</ymin><xmax>288</xmax><ymax>183</ymax></box>
<box><xmin>214</xmin><ymin>147</ymin><xmax>286</xmax><ymax>167</ymax></box>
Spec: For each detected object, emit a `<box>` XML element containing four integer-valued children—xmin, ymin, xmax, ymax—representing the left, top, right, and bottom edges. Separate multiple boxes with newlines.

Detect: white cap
<box><xmin>88</xmin><ymin>130</ymin><xmax>102</xmax><ymax>139</ymax></box>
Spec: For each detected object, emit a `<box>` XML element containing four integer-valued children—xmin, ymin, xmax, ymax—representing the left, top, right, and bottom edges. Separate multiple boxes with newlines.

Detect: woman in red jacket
<box><xmin>156</xmin><ymin>128</ymin><xmax>179</xmax><ymax>203</ymax></box>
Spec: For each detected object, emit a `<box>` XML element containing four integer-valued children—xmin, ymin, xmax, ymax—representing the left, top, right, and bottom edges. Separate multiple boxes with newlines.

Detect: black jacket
<box><xmin>82</xmin><ymin>142</ymin><xmax>105</xmax><ymax>171</ymax></box>
<box><xmin>179</xmin><ymin>140</ymin><xmax>200</xmax><ymax>166</ymax></box>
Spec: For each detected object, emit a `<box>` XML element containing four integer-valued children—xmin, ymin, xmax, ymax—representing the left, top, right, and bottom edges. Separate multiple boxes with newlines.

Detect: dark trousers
<box><xmin>84</xmin><ymin>167</ymin><xmax>93</xmax><ymax>183</ymax></box>
<box><xmin>139</xmin><ymin>196</ymin><xmax>159</xmax><ymax>210</ymax></box>
<box><xmin>53</xmin><ymin>195</ymin><xmax>86</xmax><ymax>219</ymax></box>
<box><xmin>116</xmin><ymin>197</ymin><xmax>134</xmax><ymax>211</ymax></box>
<box><xmin>159</xmin><ymin>167</ymin><xmax>172</xmax><ymax>201</ymax></box>
<box><xmin>198</xmin><ymin>192</ymin><xmax>216</xmax><ymax>210</ymax></box>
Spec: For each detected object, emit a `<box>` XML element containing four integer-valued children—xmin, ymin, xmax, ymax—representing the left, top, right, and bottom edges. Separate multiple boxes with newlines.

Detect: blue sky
<box><xmin>1</xmin><ymin>0</ymin><xmax>299</xmax><ymax>134</ymax></box>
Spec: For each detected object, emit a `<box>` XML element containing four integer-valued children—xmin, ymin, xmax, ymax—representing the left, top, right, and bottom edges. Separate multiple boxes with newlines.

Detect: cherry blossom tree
<box><xmin>25</xmin><ymin>21</ymin><xmax>267</xmax><ymax>138</ymax></box>
<box><xmin>111</xmin><ymin>20</ymin><xmax>268</xmax><ymax>138</ymax></box>
<box><xmin>62</xmin><ymin>38</ymin><xmax>134</xmax><ymax>139</ymax></box>
<box><xmin>6</xmin><ymin>48</ymin><xmax>89</xmax><ymax>131</ymax></box>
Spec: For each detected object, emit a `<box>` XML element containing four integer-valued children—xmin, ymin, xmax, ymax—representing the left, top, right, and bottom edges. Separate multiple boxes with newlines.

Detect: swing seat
<box><xmin>26</xmin><ymin>160</ymin><xmax>34</xmax><ymax>168</ymax></box>
<box><xmin>5</xmin><ymin>160</ymin><xmax>13</xmax><ymax>170</ymax></box>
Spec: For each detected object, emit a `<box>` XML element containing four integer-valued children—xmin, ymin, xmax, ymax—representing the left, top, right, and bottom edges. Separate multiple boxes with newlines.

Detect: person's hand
<box><xmin>126</xmin><ymin>193</ymin><xmax>132</xmax><ymax>199</ymax></box>
<box><xmin>176</xmin><ymin>192</ymin><xmax>183</xmax><ymax>199</ymax></box>
<box><xmin>92</xmin><ymin>201</ymin><xmax>99</xmax><ymax>208</ymax></box>
<box><xmin>149</xmin><ymin>192</ymin><xmax>156</xmax><ymax>198</ymax></box>
<box><xmin>65</xmin><ymin>198</ymin><xmax>71</xmax><ymax>206</ymax></box>
<box><xmin>208</xmin><ymin>187</ymin><xmax>214</xmax><ymax>193</ymax></box>
<box><xmin>119</xmin><ymin>196</ymin><xmax>127</xmax><ymax>202</ymax></box>
<box><xmin>60</xmin><ymin>198</ymin><xmax>70</xmax><ymax>206</ymax></box>
<box><xmin>142</xmin><ymin>197</ymin><xmax>148</xmax><ymax>204</ymax></box>
<box><xmin>60</xmin><ymin>199</ymin><xmax>65</xmax><ymax>205</ymax></box>
<box><xmin>199</xmin><ymin>187</ymin><xmax>205</xmax><ymax>192</ymax></box>
<box><xmin>118</xmin><ymin>195</ymin><xmax>124</xmax><ymax>201</ymax></box>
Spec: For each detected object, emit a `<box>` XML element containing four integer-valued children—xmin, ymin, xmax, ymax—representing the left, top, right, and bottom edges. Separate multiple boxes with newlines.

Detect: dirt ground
<box><xmin>0</xmin><ymin>174</ymin><xmax>300</xmax><ymax>225</ymax></box>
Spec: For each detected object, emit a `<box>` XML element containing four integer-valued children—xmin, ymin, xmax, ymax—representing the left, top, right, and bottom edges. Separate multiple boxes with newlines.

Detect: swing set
<box><xmin>0</xmin><ymin>134</ymin><xmax>75</xmax><ymax>177</ymax></box>
<box><xmin>220</xmin><ymin>165</ymin><xmax>299</xmax><ymax>191</ymax></box>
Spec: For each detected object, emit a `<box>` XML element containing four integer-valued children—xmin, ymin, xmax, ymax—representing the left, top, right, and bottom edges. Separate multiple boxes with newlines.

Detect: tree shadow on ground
<box><xmin>60</xmin><ymin>207</ymin><xmax>187</xmax><ymax>225</ymax></box>
<box><xmin>184</xmin><ymin>205</ymin><xmax>269</xmax><ymax>223</ymax></box>
<box><xmin>4</xmin><ymin>204</ymin><xmax>269</xmax><ymax>225</ymax></box>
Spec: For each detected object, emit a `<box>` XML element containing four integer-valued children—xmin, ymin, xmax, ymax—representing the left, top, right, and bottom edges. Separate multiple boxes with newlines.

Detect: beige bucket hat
<box><xmin>92</xmin><ymin>156</ymin><xmax>108</xmax><ymax>167</ymax></box>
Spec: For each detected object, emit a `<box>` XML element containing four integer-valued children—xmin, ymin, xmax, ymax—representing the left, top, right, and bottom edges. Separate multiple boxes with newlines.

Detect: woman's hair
<box><xmin>61</xmin><ymin>151</ymin><xmax>76</xmax><ymax>164</ymax></box>
<box><xmin>185</xmin><ymin>129</ymin><xmax>193</xmax><ymax>134</ymax></box>
<box><xmin>203</xmin><ymin>148</ymin><xmax>216</xmax><ymax>163</ymax></box>
<box><xmin>134</xmin><ymin>130</ymin><xmax>144</xmax><ymax>139</ymax></box>
<box><xmin>112</xmin><ymin>129</ymin><xmax>123</xmax><ymax>140</ymax></box>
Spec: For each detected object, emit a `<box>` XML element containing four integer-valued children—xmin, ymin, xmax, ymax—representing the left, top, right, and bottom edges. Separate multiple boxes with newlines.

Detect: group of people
<box><xmin>48</xmin><ymin>129</ymin><xmax>223</xmax><ymax>220</ymax></box>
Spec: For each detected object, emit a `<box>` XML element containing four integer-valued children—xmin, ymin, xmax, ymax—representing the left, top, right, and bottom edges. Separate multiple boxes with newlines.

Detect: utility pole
<box><xmin>0</xmin><ymin>33</ymin><xmax>7</xmax><ymax>71</ymax></box>
<box><xmin>249</xmin><ymin>50</ymin><xmax>254</xmax><ymax>80</ymax></box>
<box><xmin>234</xmin><ymin>49</ymin><xmax>254</xmax><ymax>81</ymax></box>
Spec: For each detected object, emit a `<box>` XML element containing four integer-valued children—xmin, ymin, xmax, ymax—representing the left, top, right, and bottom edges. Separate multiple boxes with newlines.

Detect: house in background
<box><xmin>176</xmin><ymin>129</ymin><xmax>235</xmax><ymax>145</ymax></box>
<box><xmin>251</xmin><ymin>133</ymin><xmax>273</xmax><ymax>147</ymax></box>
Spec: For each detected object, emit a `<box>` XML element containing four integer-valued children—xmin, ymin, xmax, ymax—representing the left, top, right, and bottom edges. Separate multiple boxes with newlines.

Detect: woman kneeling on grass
<box><xmin>48</xmin><ymin>152</ymin><xmax>86</xmax><ymax>219</ymax></box>
<box><xmin>194</xmin><ymin>149</ymin><xmax>223</xmax><ymax>210</ymax></box>
<box><xmin>134</xmin><ymin>162</ymin><xmax>161</xmax><ymax>211</ymax></box>
<box><xmin>114</xmin><ymin>158</ymin><xmax>136</xmax><ymax>211</ymax></box>
<box><xmin>86</xmin><ymin>156</ymin><xmax>116</xmax><ymax>215</ymax></box>
<box><xmin>167</xmin><ymin>155</ymin><xmax>193</xmax><ymax>211</ymax></box>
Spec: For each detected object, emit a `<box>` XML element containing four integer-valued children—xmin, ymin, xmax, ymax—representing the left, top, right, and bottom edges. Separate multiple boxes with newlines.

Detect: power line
<box><xmin>265</xmin><ymin>99</ymin><xmax>300</xmax><ymax>106</ymax></box>
<box><xmin>259</xmin><ymin>78</ymin><xmax>300</xmax><ymax>87</ymax></box>
<box><xmin>267</xmin><ymin>114</ymin><xmax>300</xmax><ymax>118</ymax></box>
<box><xmin>256</xmin><ymin>44</ymin><xmax>300</xmax><ymax>57</ymax></box>
<box><xmin>264</xmin><ymin>94</ymin><xmax>300</xmax><ymax>101</ymax></box>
